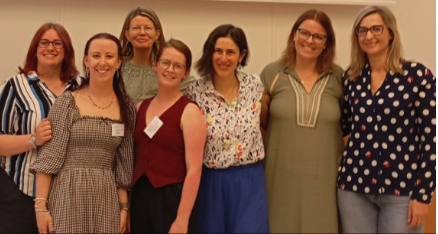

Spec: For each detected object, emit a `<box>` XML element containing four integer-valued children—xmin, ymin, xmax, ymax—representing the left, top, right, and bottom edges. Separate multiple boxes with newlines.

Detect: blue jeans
<box><xmin>337</xmin><ymin>189</ymin><xmax>424</xmax><ymax>233</ymax></box>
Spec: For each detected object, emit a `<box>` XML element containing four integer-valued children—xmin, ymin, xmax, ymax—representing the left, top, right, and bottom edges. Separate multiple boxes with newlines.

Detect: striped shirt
<box><xmin>0</xmin><ymin>71</ymin><xmax>82</xmax><ymax>197</ymax></box>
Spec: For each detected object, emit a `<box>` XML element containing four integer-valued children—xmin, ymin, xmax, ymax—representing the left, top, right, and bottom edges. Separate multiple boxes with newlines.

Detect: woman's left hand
<box><xmin>120</xmin><ymin>209</ymin><xmax>128</xmax><ymax>233</ymax></box>
<box><xmin>168</xmin><ymin>218</ymin><xmax>188</xmax><ymax>234</ymax></box>
<box><xmin>407</xmin><ymin>199</ymin><xmax>429</xmax><ymax>230</ymax></box>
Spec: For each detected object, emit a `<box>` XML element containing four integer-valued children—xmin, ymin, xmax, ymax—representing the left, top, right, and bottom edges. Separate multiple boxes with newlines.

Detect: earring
<box><xmin>237</xmin><ymin>62</ymin><xmax>243</xmax><ymax>71</ymax></box>
<box><xmin>116</xmin><ymin>69</ymin><xmax>120</xmax><ymax>78</ymax></box>
<box><xmin>85</xmin><ymin>67</ymin><xmax>90</xmax><ymax>79</ymax></box>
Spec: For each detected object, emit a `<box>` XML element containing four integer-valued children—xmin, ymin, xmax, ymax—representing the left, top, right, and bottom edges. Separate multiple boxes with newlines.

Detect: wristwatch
<box><xmin>29</xmin><ymin>134</ymin><xmax>37</xmax><ymax>149</ymax></box>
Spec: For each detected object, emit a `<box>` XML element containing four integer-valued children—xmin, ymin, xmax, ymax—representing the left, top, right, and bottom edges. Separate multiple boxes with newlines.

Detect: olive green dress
<box><xmin>260</xmin><ymin>61</ymin><xmax>344</xmax><ymax>233</ymax></box>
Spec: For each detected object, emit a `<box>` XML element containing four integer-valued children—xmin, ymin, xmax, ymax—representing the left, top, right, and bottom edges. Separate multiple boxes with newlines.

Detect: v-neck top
<box><xmin>133</xmin><ymin>95</ymin><xmax>195</xmax><ymax>188</ymax></box>
<box><xmin>338</xmin><ymin>61</ymin><xmax>436</xmax><ymax>203</ymax></box>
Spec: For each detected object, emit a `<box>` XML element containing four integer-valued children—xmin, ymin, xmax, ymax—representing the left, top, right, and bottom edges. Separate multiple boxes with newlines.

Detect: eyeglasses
<box><xmin>157</xmin><ymin>59</ymin><xmax>186</xmax><ymax>73</ymax></box>
<box><xmin>296</xmin><ymin>28</ymin><xmax>327</xmax><ymax>44</ymax></box>
<box><xmin>356</xmin><ymin>25</ymin><xmax>384</xmax><ymax>37</ymax></box>
<box><xmin>38</xmin><ymin>39</ymin><xmax>64</xmax><ymax>49</ymax></box>
<box><xmin>129</xmin><ymin>25</ymin><xmax>155</xmax><ymax>34</ymax></box>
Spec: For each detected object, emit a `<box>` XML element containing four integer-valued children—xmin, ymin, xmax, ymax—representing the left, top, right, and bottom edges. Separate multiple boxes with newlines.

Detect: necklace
<box><xmin>88</xmin><ymin>94</ymin><xmax>114</xmax><ymax>110</ymax></box>
<box><xmin>298</xmin><ymin>70</ymin><xmax>317</xmax><ymax>84</ymax></box>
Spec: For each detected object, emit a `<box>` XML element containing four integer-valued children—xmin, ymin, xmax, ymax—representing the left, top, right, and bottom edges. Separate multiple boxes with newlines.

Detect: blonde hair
<box><xmin>119</xmin><ymin>7</ymin><xmax>166</xmax><ymax>62</ymax></box>
<box><xmin>347</xmin><ymin>5</ymin><xmax>405</xmax><ymax>80</ymax></box>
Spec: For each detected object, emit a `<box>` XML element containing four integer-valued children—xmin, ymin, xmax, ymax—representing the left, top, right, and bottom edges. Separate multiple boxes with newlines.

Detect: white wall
<box><xmin>0</xmin><ymin>0</ymin><xmax>435</xmax><ymax>83</ymax></box>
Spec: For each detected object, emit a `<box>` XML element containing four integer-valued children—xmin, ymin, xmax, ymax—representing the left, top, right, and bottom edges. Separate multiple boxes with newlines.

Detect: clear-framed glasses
<box><xmin>38</xmin><ymin>39</ymin><xmax>64</xmax><ymax>49</ymax></box>
<box><xmin>356</xmin><ymin>25</ymin><xmax>384</xmax><ymax>37</ymax></box>
<box><xmin>129</xmin><ymin>25</ymin><xmax>155</xmax><ymax>34</ymax></box>
<box><xmin>158</xmin><ymin>59</ymin><xmax>186</xmax><ymax>73</ymax></box>
<box><xmin>296</xmin><ymin>28</ymin><xmax>327</xmax><ymax>44</ymax></box>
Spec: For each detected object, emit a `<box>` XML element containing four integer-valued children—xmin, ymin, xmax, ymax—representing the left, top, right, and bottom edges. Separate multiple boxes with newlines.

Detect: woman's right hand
<box><xmin>36</xmin><ymin>212</ymin><xmax>54</xmax><ymax>233</ymax></box>
<box><xmin>35</xmin><ymin>119</ymin><xmax>52</xmax><ymax>147</ymax></box>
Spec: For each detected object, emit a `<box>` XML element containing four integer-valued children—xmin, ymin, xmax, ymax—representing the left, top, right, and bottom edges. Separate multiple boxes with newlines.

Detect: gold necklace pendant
<box><xmin>88</xmin><ymin>95</ymin><xmax>114</xmax><ymax>110</ymax></box>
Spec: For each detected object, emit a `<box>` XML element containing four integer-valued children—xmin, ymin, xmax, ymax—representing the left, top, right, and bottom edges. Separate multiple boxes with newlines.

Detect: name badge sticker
<box><xmin>144</xmin><ymin>116</ymin><xmax>164</xmax><ymax>138</ymax></box>
<box><xmin>112</xmin><ymin>124</ymin><xmax>125</xmax><ymax>137</ymax></box>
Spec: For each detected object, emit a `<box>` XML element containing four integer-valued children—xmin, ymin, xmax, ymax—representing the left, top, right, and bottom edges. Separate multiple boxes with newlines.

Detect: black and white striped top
<box><xmin>0</xmin><ymin>71</ymin><xmax>82</xmax><ymax>197</ymax></box>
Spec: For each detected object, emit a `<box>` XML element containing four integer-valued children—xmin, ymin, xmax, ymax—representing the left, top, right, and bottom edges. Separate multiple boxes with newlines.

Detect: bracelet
<box><xmin>33</xmin><ymin>198</ymin><xmax>49</xmax><ymax>203</ymax></box>
<box><xmin>35</xmin><ymin>209</ymin><xmax>50</xmax><ymax>213</ymax></box>
<box><xmin>119</xmin><ymin>202</ymin><xmax>129</xmax><ymax>210</ymax></box>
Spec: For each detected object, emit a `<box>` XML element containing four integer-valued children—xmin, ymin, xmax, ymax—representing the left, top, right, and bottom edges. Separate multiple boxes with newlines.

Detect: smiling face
<box><xmin>36</xmin><ymin>29</ymin><xmax>65</xmax><ymax>70</ymax></box>
<box><xmin>357</xmin><ymin>13</ymin><xmax>393</xmax><ymax>59</ymax></box>
<box><xmin>84</xmin><ymin>38</ymin><xmax>121</xmax><ymax>83</ymax></box>
<box><xmin>212</xmin><ymin>36</ymin><xmax>245</xmax><ymax>79</ymax></box>
<box><xmin>154</xmin><ymin>47</ymin><xmax>189</xmax><ymax>88</ymax></box>
<box><xmin>125</xmin><ymin>15</ymin><xmax>160</xmax><ymax>51</ymax></box>
<box><xmin>294</xmin><ymin>19</ymin><xmax>327</xmax><ymax>62</ymax></box>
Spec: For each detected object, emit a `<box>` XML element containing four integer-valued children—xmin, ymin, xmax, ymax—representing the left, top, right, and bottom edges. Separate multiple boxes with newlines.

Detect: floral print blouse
<box><xmin>338</xmin><ymin>61</ymin><xmax>436</xmax><ymax>203</ymax></box>
<box><xmin>187</xmin><ymin>72</ymin><xmax>265</xmax><ymax>169</ymax></box>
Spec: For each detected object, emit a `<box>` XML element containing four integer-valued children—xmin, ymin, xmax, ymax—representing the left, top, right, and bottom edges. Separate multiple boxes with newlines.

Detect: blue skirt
<box><xmin>198</xmin><ymin>163</ymin><xmax>270</xmax><ymax>233</ymax></box>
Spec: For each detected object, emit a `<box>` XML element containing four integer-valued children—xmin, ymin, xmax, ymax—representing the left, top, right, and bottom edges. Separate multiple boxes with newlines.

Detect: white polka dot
<box><xmin>423</xmin><ymin>109</ymin><xmax>430</xmax><ymax>116</ymax></box>
<box><xmin>392</xmin><ymin>171</ymin><xmax>399</xmax><ymax>178</ymax></box>
<box><xmin>356</xmin><ymin>85</ymin><xmax>362</xmax><ymax>90</ymax></box>
<box><xmin>360</xmin><ymin>107</ymin><xmax>366</xmax><ymax>113</ymax></box>
<box><xmin>378</xmin><ymin>99</ymin><xmax>385</xmax><ymax>104</ymax></box>
<box><xmin>361</xmin><ymin>92</ymin><xmax>366</xmax><ymax>97</ymax></box>
<box><xmin>353</xmin><ymin>185</ymin><xmax>357</xmax><ymax>191</ymax></box>
<box><xmin>393</xmin><ymin>78</ymin><xmax>400</xmax><ymax>84</ymax></box>
<box><xmin>404</xmin><ymin>155</ymin><xmax>410</xmax><ymax>161</ymax></box>
<box><xmin>425</xmin><ymin>127</ymin><xmax>431</xmax><ymax>134</ymax></box>
<box><xmin>431</xmin><ymin>100</ymin><xmax>436</xmax><ymax>107</ymax></box>
<box><xmin>388</xmin><ymin>92</ymin><xmax>395</xmax><ymax>98</ymax></box>
<box><xmin>384</xmin><ymin>108</ymin><xmax>391</xmax><ymax>114</ymax></box>
<box><xmin>359</xmin><ymin>159</ymin><xmax>364</xmax><ymax>166</ymax></box>
<box><xmin>425</xmin><ymin>144</ymin><xmax>431</xmax><ymax>151</ymax></box>
<box><xmin>423</xmin><ymin>195</ymin><xmax>428</xmax><ymax>201</ymax></box>
<box><xmin>417</xmin><ymin>69</ymin><xmax>423</xmax><ymax>76</ymax></box>
<box><xmin>400</xmin><ymin>181</ymin><xmax>406</xmax><ymax>188</ymax></box>
<box><xmin>364</xmin><ymin>187</ymin><xmax>370</xmax><ymax>193</ymax></box>
<box><xmin>403</xmin><ymin>70</ymin><xmax>409</xmax><ymax>76</ymax></box>
<box><xmin>413</xmin><ymin>86</ymin><xmax>418</xmax><ymax>93</ymax></box>
<box><xmin>399</xmin><ymin>110</ymin><xmax>405</xmax><ymax>116</ymax></box>
<box><xmin>411</xmin><ymin>62</ymin><xmax>417</xmax><ymax>67</ymax></box>
<box><xmin>371</xmin><ymin>160</ymin><xmax>377</xmax><ymax>167</ymax></box>
<box><xmin>402</xmin><ymin>137</ymin><xmax>408</xmax><ymax>143</ymax></box>
<box><xmin>419</xmin><ymin>91</ymin><xmax>426</xmax><ymax>98</ymax></box>
<box><xmin>398</xmin><ymin>86</ymin><xmax>405</xmax><ymax>91</ymax></box>
<box><xmin>373</xmin><ymin>142</ymin><xmax>379</xmax><ymax>149</ymax></box>
<box><xmin>360</xmin><ymin>142</ymin><xmax>365</xmax><ymax>148</ymax></box>
<box><xmin>426</xmin><ymin>84</ymin><xmax>432</xmax><ymax>90</ymax></box>
<box><xmin>385</xmin><ymin>179</ymin><xmax>391</xmax><ymax>185</ymax></box>
<box><xmin>421</xmin><ymin>162</ymin><xmax>426</xmax><ymax>168</ymax></box>
<box><xmin>354</xmin><ymin>116</ymin><xmax>360</xmax><ymax>121</ymax></box>
<box><xmin>411</xmin><ymin>163</ymin><xmax>418</xmax><ymax>170</ymax></box>
<box><xmin>342</xmin><ymin>167</ymin><xmax>346</xmax><ymax>172</ymax></box>
<box><xmin>367</xmin><ymin>116</ymin><xmax>373</xmax><ymax>122</ymax></box>
<box><xmin>403</xmin><ymin>93</ymin><xmax>410</xmax><ymax>100</ymax></box>
<box><xmin>391</xmin><ymin>118</ymin><xmax>397</xmax><ymax>124</ymax></box>
<box><xmin>419</xmin><ymin>189</ymin><xmax>426</xmax><ymax>194</ymax></box>
<box><xmin>358</xmin><ymin>177</ymin><xmax>363</xmax><ymax>184</ymax></box>
<box><xmin>388</xmin><ymin>135</ymin><xmax>395</xmax><ymax>142</ymax></box>
<box><xmin>409</xmin><ymin>145</ymin><xmax>415</xmax><ymax>152</ymax></box>
<box><xmin>347</xmin><ymin>158</ymin><xmax>353</xmax><ymax>164</ymax></box>
<box><xmin>390</xmin><ymin>153</ymin><xmax>397</xmax><ymax>160</ymax></box>
<box><xmin>398</xmin><ymin>163</ymin><xmax>404</xmax><ymax>170</ymax></box>
<box><xmin>431</xmin><ymin>154</ymin><xmax>436</xmax><ymax>161</ymax></box>
<box><xmin>432</xmin><ymin>118</ymin><xmax>436</xmax><ymax>125</ymax></box>
<box><xmin>382</xmin><ymin>125</ymin><xmax>388</xmax><ymax>131</ymax></box>
<box><xmin>349</xmin><ymin>141</ymin><xmax>354</xmax><ymax>147</ymax></box>
<box><xmin>364</xmin><ymin>169</ymin><xmax>370</xmax><ymax>175</ymax></box>
<box><xmin>404</xmin><ymin>119</ymin><xmax>410</xmax><ymax>125</ymax></box>
<box><xmin>347</xmin><ymin>175</ymin><xmax>352</xmax><ymax>182</ymax></box>
<box><xmin>353</xmin><ymin>167</ymin><xmax>358</xmax><ymax>174</ymax></box>
<box><xmin>430</xmin><ymin>182</ymin><xmax>434</xmax><ymax>188</ymax></box>
<box><xmin>367</xmin><ymin>134</ymin><xmax>373</xmax><ymax>140</ymax></box>
<box><xmin>425</xmin><ymin>171</ymin><xmax>432</xmax><ymax>178</ymax></box>
<box><xmin>382</xmin><ymin>142</ymin><xmax>388</xmax><ymax>149</ymax></box>
<box><xmin>407</xmin><ymin>173</ymin><xmax>412</xmax><ymax>179</ymax></box>
<box><xmin>393</xmin><ymin>101</ymin><xmax>399</xmax><ymax>107</ymax></box>
<box><xmin>396</xmin><ymin>128</ymin><xmax>402</xmax><ymax>134</ymax></box>
<box><xmin>367</xmin><ymin>100</ymin><xmax>373</xmax><ymax>105</ymax></box>
<box><xmin>396</xmin><ymin>145</ymin><xmax>402</xmax><ymax>152</ymax></box>
<box><xmin>355</xmin><ymin>133</ymin><xmax>360</xmax><ymax>139</ymax></box>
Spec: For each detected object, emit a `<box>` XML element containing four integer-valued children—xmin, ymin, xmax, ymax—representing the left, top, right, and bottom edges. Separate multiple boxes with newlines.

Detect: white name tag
<box><xmin>112</xmin><ymin>124</ymin><xmax>125</xmax><ymax>137</ymax></box>
<box><xmin>144</xmin><ymin>116</ymin><xmax>163</xmax><ymax>138</ymax></box>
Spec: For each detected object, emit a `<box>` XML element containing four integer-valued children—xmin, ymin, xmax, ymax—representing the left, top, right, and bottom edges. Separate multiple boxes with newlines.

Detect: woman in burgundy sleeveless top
<box><xmin>130</xmin><ymin>39</ymin><xmax>206</xmax><ymax>233</ymax></box>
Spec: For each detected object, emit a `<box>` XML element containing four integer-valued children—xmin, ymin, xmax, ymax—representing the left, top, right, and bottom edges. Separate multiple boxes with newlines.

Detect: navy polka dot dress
<box><xmin>338</xmin><ymin>61</ymin><xmax>436</xmax><ymax>203</ymax></box>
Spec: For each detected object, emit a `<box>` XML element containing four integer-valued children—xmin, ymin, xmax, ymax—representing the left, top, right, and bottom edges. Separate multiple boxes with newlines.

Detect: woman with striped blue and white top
<box><xmin>0</xmin><ymin>22</ymin><xmax>82</xmax><ymax>233</ymax></box>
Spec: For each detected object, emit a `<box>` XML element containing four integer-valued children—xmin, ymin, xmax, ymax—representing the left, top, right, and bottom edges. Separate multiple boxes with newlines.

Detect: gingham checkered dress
<box><xmin>30</xmin><ymin>92</ymin><xmax>135</xmax><ymax>233</ymax></box>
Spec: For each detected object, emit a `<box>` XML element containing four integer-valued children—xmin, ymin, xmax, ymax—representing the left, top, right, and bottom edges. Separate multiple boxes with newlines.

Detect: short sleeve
<box><xmin>114</xmin><ymin>99</ymin><xmax>136</xmax><ymax>189</ymax></box>
<box><xmin>30</xmin><ymin>92</ymin><xmax>76</xmax><ymax>175</ymax></box>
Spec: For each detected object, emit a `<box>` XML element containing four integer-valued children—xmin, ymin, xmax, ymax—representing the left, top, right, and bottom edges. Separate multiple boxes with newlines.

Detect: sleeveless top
<box><xmin>133</xmin><ymin>96</ymin><xmax>195</xmax><ymax>188</ymax></box>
